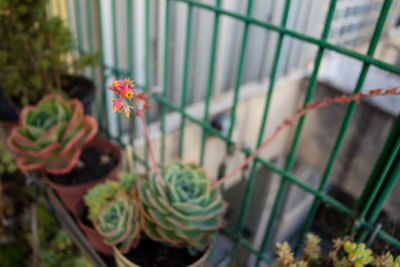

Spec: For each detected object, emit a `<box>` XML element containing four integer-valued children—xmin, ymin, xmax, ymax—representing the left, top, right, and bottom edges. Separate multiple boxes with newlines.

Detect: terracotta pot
<box><xmin>0</xmin><ymin>120</ymin><xmax>18</xmax><ymax>131</ymax></box>
<box><xmin>76</xmin><ymin>200</ymin><xmax>113</xmax><ymax>256</ymax></box>
<box><xmin>113</xmin><ymin>245</ymin><xmax>211</xmax><ymax>267</ymax></box>
<box><xmin>44</xmin><ymin>136</ymin><xmax>121</xmax><ymax>213</ymax></box>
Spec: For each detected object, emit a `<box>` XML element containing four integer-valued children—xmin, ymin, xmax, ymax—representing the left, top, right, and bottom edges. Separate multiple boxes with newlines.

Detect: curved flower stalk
<box><xmin>94</xmin><ymin>192</ymin><xmax>141</xmax><ymax>253</ymax></box>
<box><xmin>138</xmin><ymin>162</ymin><xmax>227</xmax><ymax>249</ymax></box>
<box><xmin>7</xmin><ymin>94</ymin><xmax>97</xmax><ymax>174</ymax></box>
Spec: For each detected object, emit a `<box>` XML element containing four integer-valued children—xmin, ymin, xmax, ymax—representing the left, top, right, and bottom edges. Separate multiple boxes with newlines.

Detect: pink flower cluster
<box><xmin>107</xmin><ymin>78</ymin><xmax>151</xmax><ymax>118</ymax></box>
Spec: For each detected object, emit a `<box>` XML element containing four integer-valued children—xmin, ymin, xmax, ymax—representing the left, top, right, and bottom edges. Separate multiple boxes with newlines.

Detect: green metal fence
<box><xmin>56</xmin><ymin>0</ymin><xmax>400</xmax><ymax>265</ymax></box>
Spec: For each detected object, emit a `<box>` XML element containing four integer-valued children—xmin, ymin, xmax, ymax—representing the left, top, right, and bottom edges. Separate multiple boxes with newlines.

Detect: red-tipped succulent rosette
<box><xmin>8</xmin><ymin>94</ymin><xmax>98</xmax><ymax>174</ymax></box>
<box><xmin>138</xmin><ymin>162</ymin><xmax>227</xmax><ymax>249</ymax></box>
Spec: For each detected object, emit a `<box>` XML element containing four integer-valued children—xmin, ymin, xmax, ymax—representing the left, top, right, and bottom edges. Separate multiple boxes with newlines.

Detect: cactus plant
<box><xmin>7</xmin><ymin>94</ymin><xmax>97</xmax><ymax>174</ymax></box>
<box><xmin>138</xmin><ymin>162</ymin><xmax>227</xmax><ymax>250</ymax></box>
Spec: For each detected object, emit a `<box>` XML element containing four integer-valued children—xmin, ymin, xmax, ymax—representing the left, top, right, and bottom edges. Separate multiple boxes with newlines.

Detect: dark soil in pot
<box><xmin>80</xmin><ymin>205</ymin><xmax>94</xmax><ymax>228</ymax></box>
<box><xmin>310</xmin><ymin>184</ymin><xmax>399</xmax><ymax>255</ymax></box>
<box><xmin>0</xmin><ymin>88</ymin><xmax>19</xmax><ymax>122</ymax></box>
<box><xmin>1</xmin><ymin>172</ymin><xmax>14</xmax><ymax>185</ymax></box>
<box><xmin>123</xmin><ymin>238</ymin><xmax>205</xmax><ymax>267</ymax></box>
<box><xmin>61</xmin><ymin>74</ymin><xmax>95</xmax><ymax>115</ymax></box>
<box><xmin>0</xmin><ymin>75</ymin><xmax>95</xmax><ymax>122</ymax></box>
<box><xmin>47</xmin><ymin>147</ymin><xmax>118</xmax><ymax>185</ymax></box>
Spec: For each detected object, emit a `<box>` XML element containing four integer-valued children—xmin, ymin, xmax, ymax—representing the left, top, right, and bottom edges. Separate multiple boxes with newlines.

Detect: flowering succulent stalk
<box><xmin>7</xmin><ymin>94</ymin><xmax>97</xmax><ymax>174</ymax></box>
<box><xmin>107</xmin><ymin>78</ymin><xmax>163</xmax><ymax>186</ymax></box>
<box><xmin>212</xmin><ymin>86</ymin><xmax>400</xmax><ymax>189</ymax></box>
<box><xmin>107</xmin><ymin>78</ymin><xmax>151</xmax><ymax>119</ymax></box>
<box><xmin>138</xmin><ymin>162</ymin><xmax>227</xmax><ymax>249</ymax></box>
<box><xmin>109</xmin><ymin>78</ymin><xmax>400</xmax><ymax>254</ymax></box>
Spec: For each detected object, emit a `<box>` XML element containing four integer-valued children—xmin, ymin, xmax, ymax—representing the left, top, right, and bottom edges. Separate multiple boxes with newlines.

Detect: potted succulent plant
<box><xmin>274</xmin><ymin>233</ymin><xmax>399</xmax><ymax>267</ymax></box>
<box><xmin>7</xmin><ymin>94</ymin><xmax>121</xmax><ymax>213</ymax></box>
<box><xmin>83</xmin><ymin>171</ymin><xmax>139</xmax><ymax>256</ymax></box>
<box><xmin>0</xmin><ymin>0</ymin><xmax>99</xmax><ymax>124</ymax></box>
<box><xmin>85</xmin><ymin>79</ymin><xmax>398</xmax><ymax>266</ymax></box>
<box><xmin>81</xmin><ymin>79</ymin><xmax>227</xmax><ymax>265</ymax></box>
<box><xmin>84</xmin><ymin>162</ymin><xmax>224</xmax><ymax>265</ymax></box>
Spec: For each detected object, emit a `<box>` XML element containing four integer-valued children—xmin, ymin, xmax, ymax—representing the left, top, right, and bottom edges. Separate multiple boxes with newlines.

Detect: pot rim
<box><xmin>44</xmin><ymin>135</ymin><xmax>121</xmax><ymax>189</ymax></box>
<box><xmin>112</xmin><ymin>245</ymin><xmax>211</xmax><ymax>267</ymax></box>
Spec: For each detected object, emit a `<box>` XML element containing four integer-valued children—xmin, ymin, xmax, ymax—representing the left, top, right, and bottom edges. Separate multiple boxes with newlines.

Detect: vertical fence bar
<box><xmin>144</xmin><ymin>0</ymin><xmax>151</xmax><ymax>169</ymax></box>
<box><xmin>358</xmin><ymin>150</ymin><xmax>400</xmax><ymax>242</ymax></box>
<box><xmin>111</xmin><ymin>0</ymin><xmax>123</xmax><ymax>140</ymax></box>
<box><xmin>85</xmin><ymin>0</ymin><xmax>101</xmax><ymax>124</ymax></box>
<box><xmin>358</xmin><ymin>136</ymin><xmax>400</xmax><ymax>222</ymax></box>
<box><xmin>294</xmin><ymin>0</ymin><xmax>392</xmax><ymax>253</ymax></box>
<box><xmin>199</xmin><ymin>0</ymin><xmax>222</xmax><ymax>166</ymax></box>
<box><xmin>126</xmin><ymin>0</ymin><xmax>136</xmax><ymax>151</ymax></box>
<box><xmin>161</xmin><ymin>0</ymin><xmax>171</xmax><ymax>163</ymax></box>
<box><xmin>226</xmin><ymin>0</ymin><xmax>254</xmax><ymax>145</ymax></box>
<box><xmin>74</xmin><ymin>0</ymin><xmax>84</xmax><ymax>53</ymax></box>
<box><xmin>179</xmin><ymin>4</ymin><xmax>193</xmax><ymax>159</ymax></box>
<box><xmin>66</xmin><ymin>0</ymin><xmax>74</xmax><ymax>33</ymax></box>
<box><xmin>356</xmin><ymin>114</ymin><xmax>400</xmax><ymax>215</ymax></box>
<box><xmin>226</xmin><ymin>0</ymin><xmax>254</xmax><ymax>262</ymax></box>
<box><xmin>249</xmin><ymin>1</ymin><xmax>292</xmax><ymax>266</ymax></box>
<box><xmin>97</xmin><ymin>0</ymin><xmax>109</xmax><ymax>137</ymax></box>
<box><xmin>260</xmin><ymin>0</ymin><xmax>338</xmax><ymax>255</ymax></box>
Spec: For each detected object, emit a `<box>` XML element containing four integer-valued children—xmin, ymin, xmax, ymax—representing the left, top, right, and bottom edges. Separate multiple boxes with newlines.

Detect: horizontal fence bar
<box><xmin>171</xmin><ymin>0</ymin><xmax>400</xmax><ymax>75</ymax></box>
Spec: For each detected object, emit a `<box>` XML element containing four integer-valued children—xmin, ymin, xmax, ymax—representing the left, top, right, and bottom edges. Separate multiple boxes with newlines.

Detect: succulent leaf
<box><xmin>8</xmin><ymin>94</ymin><xmax>98</xmax><ymax>174</ymax></box>
<box><xmin>139</xmin><ymin>162</ymin><xmax>227</xmax><ymax>249</ymax></box>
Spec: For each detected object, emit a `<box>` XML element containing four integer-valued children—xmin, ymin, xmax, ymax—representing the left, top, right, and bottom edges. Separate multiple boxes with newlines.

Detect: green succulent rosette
<box><xmin>138</xmin><ymin>162</ymin><xmax>227</xmax><ymax>249</ymax></box>
<box><xmin>8</xmin><ymin>94</ymin><xmax>97</xmax><ymax>174</ymax></box>
<box><xmin>94</xmin><ymin>192</ymin><xmax>141</xmax><ymax>253</ymax></box>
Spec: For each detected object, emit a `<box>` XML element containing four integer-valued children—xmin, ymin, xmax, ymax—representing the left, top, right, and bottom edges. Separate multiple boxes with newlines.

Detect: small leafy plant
<box><xmin>0</xmin><ymin>142</ymin><xmax>17</xmax><ymax>177</ymax></box>
<box><xmin>274</xmin><ymin>233</ymin><xmax>399</xmax><ymax>267</ymax></box>
<box><xmin>0</xmin><ymin>0</ymin><xmax>99</xmax><ymax>106</ymax></box>
<box><xmin>7</xmin><ymin>94</ymin><xmax>98</xmax><ymax>174</ymax></box>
